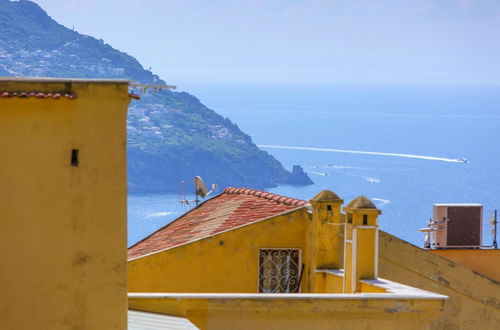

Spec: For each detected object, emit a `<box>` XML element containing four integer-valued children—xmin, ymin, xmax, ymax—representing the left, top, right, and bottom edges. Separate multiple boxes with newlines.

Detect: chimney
<box><xmin>306</xmin><ymin>190</ymin><xmax>344</xmax><ymax>292</ymax></box>
<box><xmin>342</xmin><ymin>196</ymin><xmax>381</xmax><ymax>293</ymax></box>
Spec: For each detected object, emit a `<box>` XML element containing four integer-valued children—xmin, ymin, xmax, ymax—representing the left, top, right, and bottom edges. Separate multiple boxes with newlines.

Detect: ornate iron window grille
<box><xmin>258</xmin><ymin>248</ymin><xmax>301</xmax><ymax>293</ymax></box>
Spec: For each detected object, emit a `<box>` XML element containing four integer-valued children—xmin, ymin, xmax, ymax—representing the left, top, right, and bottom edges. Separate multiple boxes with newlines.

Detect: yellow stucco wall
<box><xmin>379</xmin><ymin>231</ymin><xmax>500</xmax><ymax>330</ymax></box>
<box><xmin>305</xmin><ymin>198</ymin><xmax>345</xmax><ymax>292</ymax></box>
<box><xmin>129</xmin><ymin>196</ymin><xmax>498</xmax><ymax>329</ymax></box>
<box><xmin>129</xmin><ymin>205</ymin><xmax>383</xmax><ymax>296</ymax></box>
<box><xmin>431</xmin><ymin>248</ymin><xmax>500</xmax><ymax>281</ymax></box>
<box><xmin>129</xmin><ymin>208</ymin><xmax>309</xmax><ymax>293</ymax></box>
<box><xmin>0</xmin><ymin>78</ymin><xmax>130</xmax><ymax>330</ymax></box>
<box><xmin>129</xmin><ymin>294</ymin><xmax>446</xmax><ymax>330</ymax></box>
<box><xmin>128</xmin><ymin>196</ymin><xmax>455</xmax><ymax>329</ymax></box>
<box><xmin>315</xmin><ymin>271</ymin><xmax>344</xmax><ymax>293</ymax></box>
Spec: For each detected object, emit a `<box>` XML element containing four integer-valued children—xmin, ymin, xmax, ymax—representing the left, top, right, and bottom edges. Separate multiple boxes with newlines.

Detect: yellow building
<box><xmin>378</xmin><ymin>231</ymin><xmax>499</xmax><ymax>329</ymax></box>
<box><xmin>430</xmin><ymin>248</ymin><xmax>500</xmax><ymax>281</ymax></box>
<box><xmin>0</xmin><ymin>78</ymin><xmax>131</xmax><ymax>329</ymax></box>
<box><xmin>2</xmin><ymin>77</ymin><xmax>497</xmax><ymax>330</ymax></box>
<box><xmin>130</xmin><ymin>188</ymin><xmax>491</xmax><ymax>330</ymax></box>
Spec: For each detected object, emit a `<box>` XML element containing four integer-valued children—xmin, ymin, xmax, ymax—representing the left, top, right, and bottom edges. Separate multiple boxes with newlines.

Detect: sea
<box><xmin>128</xmin><ymin>83</ymin><xmax>500</xmax><ymax>248</ymax></box>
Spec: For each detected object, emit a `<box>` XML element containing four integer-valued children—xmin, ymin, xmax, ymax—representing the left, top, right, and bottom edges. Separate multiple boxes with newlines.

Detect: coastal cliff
<box><xmin>0</xmin><ymin>0</ymin><xmax>313</xmax><ymax>192</ymax></box>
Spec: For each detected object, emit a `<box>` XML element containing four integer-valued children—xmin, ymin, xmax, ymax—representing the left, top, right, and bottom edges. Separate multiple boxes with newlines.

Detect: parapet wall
<box><xmin>379</xmin><ymin>231</ymin><xmax>500</xmax><ymax>330</ymax></box>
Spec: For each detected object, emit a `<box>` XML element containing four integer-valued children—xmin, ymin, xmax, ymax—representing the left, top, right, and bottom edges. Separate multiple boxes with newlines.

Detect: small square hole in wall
<box><xmin>363</xmin><ymin>214</ymin><xmax>368</xmax><ymax>225</ymax></box>
<box><xmin>327</xmin><ymin>205</ymin><xmax>332</xmax><ymax>212</ymax></box>
<box><xmin>71</xmin><ymin>149</ymin><xmax>79</xmax><ymax>167</ymax></box>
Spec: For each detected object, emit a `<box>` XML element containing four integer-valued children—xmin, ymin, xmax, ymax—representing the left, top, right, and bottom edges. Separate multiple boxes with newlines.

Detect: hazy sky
<box><xmin>32</xmin><ymin>0</ymin><xmax>500</xmax><ymax>87</ymax></box>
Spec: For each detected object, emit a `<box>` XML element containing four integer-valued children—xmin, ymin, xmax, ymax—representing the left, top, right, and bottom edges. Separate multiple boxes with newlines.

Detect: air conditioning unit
<box><xmin>432</xmin><ymin>204</ymin><xmax>482</xmax><ymax>248</ymax></box>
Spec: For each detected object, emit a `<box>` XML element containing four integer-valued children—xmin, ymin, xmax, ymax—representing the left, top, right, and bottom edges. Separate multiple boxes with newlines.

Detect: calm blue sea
<box><xmin>129</xmin><ymin>83</ymin><xmax>500</xmax><ymax>247</ymax></box>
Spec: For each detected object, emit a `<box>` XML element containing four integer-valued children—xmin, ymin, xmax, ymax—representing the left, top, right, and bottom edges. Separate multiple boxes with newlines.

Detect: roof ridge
<box><xmin>0</xmin><ymin>91</ymin><xmax>77</xmax><ymax>99</ymax></box>
<box><xmin>128</xmin><ymin>188</ymin><xmax>309</xmax><ymax>260</ymax></box>
<box><xmin>223</xmin><ymin>187</ymin><xmax>307</xmax><ymax>207</ymax></box>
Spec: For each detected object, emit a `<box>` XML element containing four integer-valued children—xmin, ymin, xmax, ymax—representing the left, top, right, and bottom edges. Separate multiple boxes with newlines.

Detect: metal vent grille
<box><xmin>258</xmin><ymin>249</ymin><xmax>300</xmax><ymax>293</ymax></box>
<box><xmin>447</xmin><ymin>206</ymin><xmax>481</xmax><ymax>246</ymax></box>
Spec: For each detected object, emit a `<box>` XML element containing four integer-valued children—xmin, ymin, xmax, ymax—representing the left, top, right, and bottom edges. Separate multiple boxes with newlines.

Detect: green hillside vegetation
<box><xmin>0</xmin><ymin>0</ymin><xmax>313</xmax><ymax>192</ymax></box>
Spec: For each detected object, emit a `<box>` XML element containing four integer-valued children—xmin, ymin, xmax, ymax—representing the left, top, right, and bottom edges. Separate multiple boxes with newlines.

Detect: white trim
<box><xmin>128</xmin><ymin>310</ymin><xmax>198</xmax><ymax>330</ymax></box>
<box><xmin>374</xmin><ymin>227</ymin><xmax>379</xmax><ymax>278</ymax></box>
<box><xmin>344</xmin><ymin>239</ymin><xmax>353</xmax><ymax>243</ymax></box>
<box><xmin>352</xmin><ymin>228</ymin><xmax>357</xmax><ymax>293</ymax></box>
<box><xmin>436</xmin><ymin>245</ymin><xmax>483</xmax><ymax>248</ymax></box>
<box><xmin>315</xmin><ymin>268</ymin><xmax>344</xmax><ymax>276</ymax></box>
<box><xmin>355</xmin><ymin>225</ymin><xmax>377</xmax><ymax>229</ymax></box>
<box><xmin>0</xmin><ymin>77</ymin><xmax>131</xmax><ymax>84</ymax></box>
<box><xmin>128</xmin><ymin>290</ymin><xmax>448</xmax><ymax>301</ymax></box>
<box><xmin>433</xmin><ymin>203</ymin><xmax>482</xmax><ymax>207</ymax></box>
<box><xmin>342</xmin><ymin>224</ymin><xmax>348</xmax><ymax>293</ymax></box>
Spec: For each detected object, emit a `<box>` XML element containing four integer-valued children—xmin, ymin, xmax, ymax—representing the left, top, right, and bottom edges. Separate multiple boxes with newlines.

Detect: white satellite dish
<box><xmin>194</xmin><ymin>176</ymin><xmax>208</xmax><ymax>198</ymax></box>
<box><xmin>179</xmin><ymin>176</ymin><xmax>218</xmax><ymax>208</ymax></box>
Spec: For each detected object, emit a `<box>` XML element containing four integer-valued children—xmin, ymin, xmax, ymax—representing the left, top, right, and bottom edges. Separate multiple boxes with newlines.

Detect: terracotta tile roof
<box><xmin>128</xmin><ymin>187</ymin><xmax>308</xmax><ymax>260</ymax></box>
<box><xmin>0</xmin><ymin>91</ymin><xmax>140</xmax><ymax>99</ymax></box>
<box><xmin>0</xmin><ymin>91</ymin><xmax>76</xmax><ymax>99</ymax></box>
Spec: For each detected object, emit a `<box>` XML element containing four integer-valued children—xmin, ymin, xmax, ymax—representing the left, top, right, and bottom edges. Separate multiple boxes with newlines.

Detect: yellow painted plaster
<box><xmin>129</xmin><ymin>192</ymin><xmax>500</xmax><ymax>329</ymax></box>
<box><xmin>431</xmin><ymin>248</ymin><xmax>500</xmax><ymax>281</ymax></box>
<box><xmin>315</xmin><ymin>270</ymin><xmax>344</xmax><ymax>293</ymax></box>
<box><xmin>128</xmin><ymin>208</ymin><xmax>309</xmax><ymax>293</ymax></box>
<box><xmin>342</xmin><ymin>206</ymin><xmax>380</xmax><ymax>293</ymax></box>
<box><xmin>0</xmin><ymin>78</ymin><xmax>130</xmax><ymax>330</ymax></box>
<box><xmin>129</xmin><ymin>293</ymin><xmax>446</xmax><ymax>330</ymax></box>
<box><xmin>379</xmin><ymin>231</ymin><xmax>500</xmax><ymax>329</ymax></box>
<box><xmin>305</xmin><ymin>197</ymin><xmax>345</xmax><ymax>292</ymax></box>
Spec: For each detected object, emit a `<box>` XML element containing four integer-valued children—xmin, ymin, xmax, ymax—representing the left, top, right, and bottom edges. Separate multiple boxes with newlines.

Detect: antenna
<box><xmin>490</xmin><ymin>210</ymin><xmax>497</xmax><ymax>249</ymax></box>
<box><xmin>179</xmin><ymin>176</ymin><xmax>218</xmax><ymax>208</ymax></box>
<box><xmin>179</xmin><ymin>181</ymin><xmax>190</xmax><ymax>210</ymax></box>
<box><xmin>129</xmin><ymin>82</ymin><xmax>176</xmax><ymax>92</ymax></box>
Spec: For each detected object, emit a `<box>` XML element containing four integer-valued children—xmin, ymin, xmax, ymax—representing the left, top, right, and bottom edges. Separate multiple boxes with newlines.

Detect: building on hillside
<box><xmin>128</xmin><ymin>187</ymin><xmax>498</xmax><ymax>329</ymax></box>
<box><xmin>0</xmin><ymin>78</ymin><xmax>132</xmax><ymax>329</ymax></box>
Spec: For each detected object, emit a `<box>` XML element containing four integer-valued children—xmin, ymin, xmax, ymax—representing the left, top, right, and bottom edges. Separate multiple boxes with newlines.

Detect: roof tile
<box><xmin>0</xmin><ymin>91</ymin><xmax>77</xmax><ymax>99</ymax></box>
<box><xmin>128</xmin><ymin>187</ymin><xmax>307</xmax><ymax>260</ymax></box>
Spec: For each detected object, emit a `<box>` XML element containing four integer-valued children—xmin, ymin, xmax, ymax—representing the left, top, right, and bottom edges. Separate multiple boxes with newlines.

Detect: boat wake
<box><xmin>372</xmin><ymin>198</ymin><xmax>391</xmax><ymax>206</ymax></box>
<box><xmin>326</xmin><ymin>165</ymin><xmax>363</xmax><ymax>170</ymax></box>
<box><xmin>145</xmin><ymin>211</ymin><xmax>172</xmax><ymax>218</ymax></box>
<box><xmin>366</xmin><ymin>177</ymin><xmax>381</xmax><ymax>183</ymax></box>
<box><xmin>310</xmin><ymin>171</ymin><xmax>330</xmax><ymax>176</ymax></box>
<box><xmin>258</xmin><ymin>145</ymin><xmax>467</xmax><ymax>163</ymax></box>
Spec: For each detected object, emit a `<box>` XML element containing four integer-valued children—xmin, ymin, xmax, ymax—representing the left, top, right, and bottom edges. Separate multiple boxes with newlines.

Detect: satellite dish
<box><xmin>194</xmin><ymin>176</ymin><xmax>208</xmax><ymax>198</ymax></box>
<box><xmin>179</xmin><ymin>176</ymin><xmax>217</xmax><ymax>208</ymax></box>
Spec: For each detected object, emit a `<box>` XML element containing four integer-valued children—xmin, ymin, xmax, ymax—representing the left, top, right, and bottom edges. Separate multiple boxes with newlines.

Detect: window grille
<box><xmin>258</xmin><ymin>248</ymin><xmax>301</xmax><ymax>293</ymax></box>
